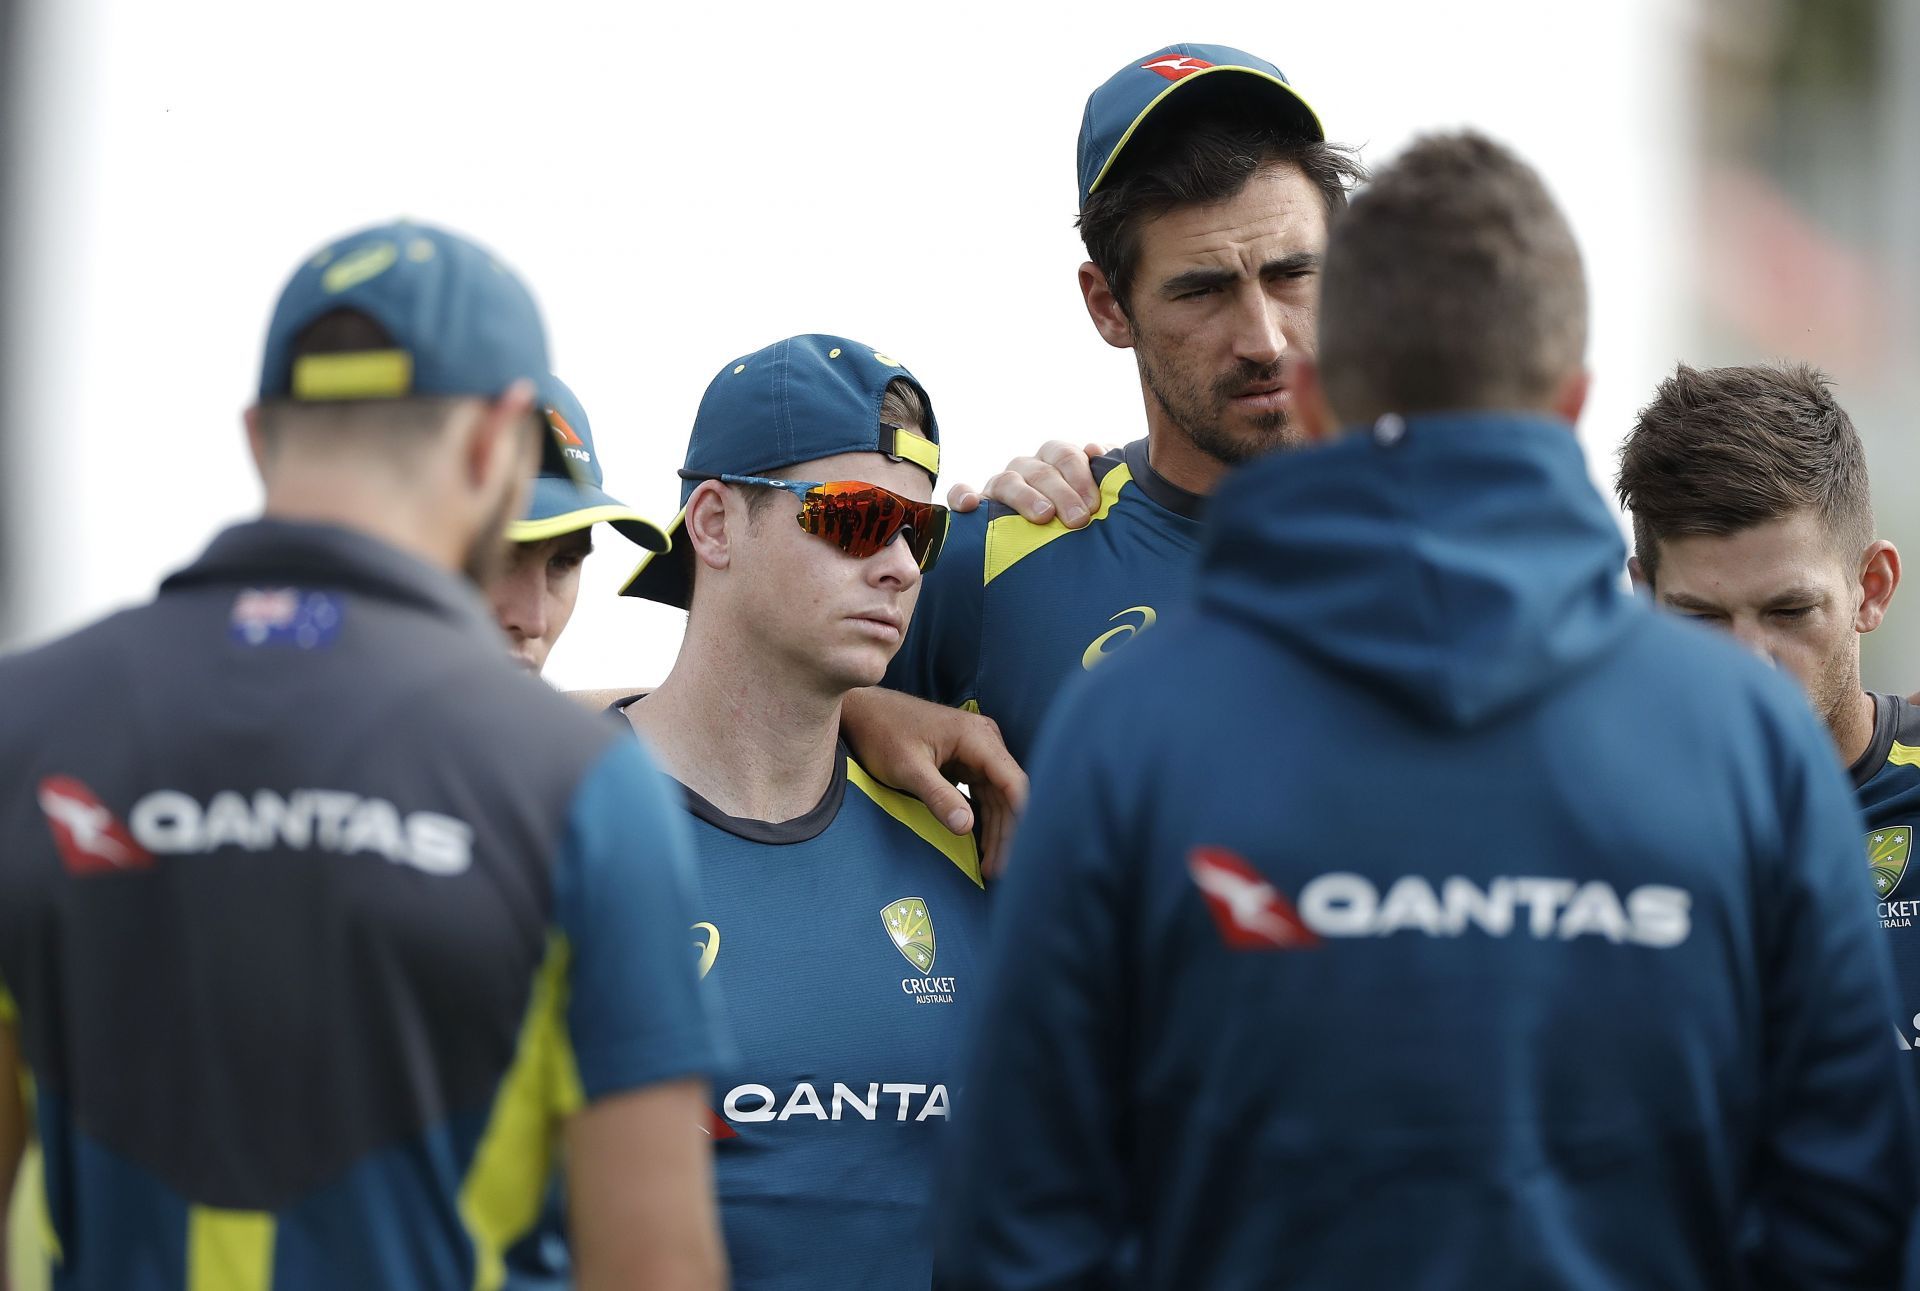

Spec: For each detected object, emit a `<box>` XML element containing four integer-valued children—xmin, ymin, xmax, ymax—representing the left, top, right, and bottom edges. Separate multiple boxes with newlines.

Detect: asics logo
<box><xmin>1081</xmin><ymin>605</ymin><xmax>1157</xmax><ymax>670</ymax></box>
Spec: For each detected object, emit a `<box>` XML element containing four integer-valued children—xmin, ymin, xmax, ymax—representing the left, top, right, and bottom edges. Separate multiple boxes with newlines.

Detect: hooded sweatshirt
<box><xmin>936</xmin><ymin>412</ymin><xmax>1918</xmax><ymax>1290</ymax></box>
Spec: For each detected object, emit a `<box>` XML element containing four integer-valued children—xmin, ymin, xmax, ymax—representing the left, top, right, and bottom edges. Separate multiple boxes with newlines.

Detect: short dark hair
<box><xmin>1615</xmin><ymin>361</ymin><xmax>1873</xmax><ymax>582</ymax></box>
<box><xmin>1316</xmin><ymin>131</ymin><xmax>1587</xmax><ymax>423</ymax></box>
<box><xmin>1078</xmin><ymin>117</ymin><xmax>1366</xmax><ymax>314</ymax></box>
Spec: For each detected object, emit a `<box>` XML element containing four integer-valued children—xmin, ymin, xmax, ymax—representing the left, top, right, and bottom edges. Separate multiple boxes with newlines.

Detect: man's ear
<box><xmin>1627</xmin><ymin>554</ymin><xmax>1652</xmax><ymax>593</ymax></box>
<box><xmin>1857</xmin><ymin>539</ymin><xmax>1901</xmax><ymax>634</ymax></box>
<box><xmin>1078</xmin><ymin>262</ymin><xmax>1134</xmax><ymax>350</ymax></box>
<box><xmin>467</xmin><ymin>380</ymin><xmax>539</xmax><ymax>490</ymax></box>
<box><xmin>1289</xmin><ymin>355</ymin><xmax>1340</xmax><ymax>444</ymax></box>
<box><xmin>682</xmin><ymin>480</ymin><xmax>737</xmax><ymax>576</ymax></box>
<box><xmin>1551</xmin><ymin>368</ymin><xmax>1592</xmax><ymax>426</ymax></box>
<box><xmin>243</xmin><ymin>405</ymin><xmax>270</xmax><ymax>478</ymax></box>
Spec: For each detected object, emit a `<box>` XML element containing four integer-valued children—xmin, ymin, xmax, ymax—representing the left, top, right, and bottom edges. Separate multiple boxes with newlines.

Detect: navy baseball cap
<box><xmin>507</xmin><ymin>375</ymin><xmax>669</xmax><ymax>552</ymax></box>
<box><xmin>619</xmin><ymin>334</ymin><xmax>941</xmax><ymax>608</ymax></box>
<box><xmin>1078</xmin><ymin>43</ymin><xmax>1324</xmax><ymax>208</ymax></box>
<box><xmin>257</xmin><ymin>218</ymin><xmax>580</xmax><ymax>482</ymax></box>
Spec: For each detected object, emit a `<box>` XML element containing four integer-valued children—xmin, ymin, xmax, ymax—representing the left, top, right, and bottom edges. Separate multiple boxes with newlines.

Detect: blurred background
<box><xmin>0</xmin><ymin>0</ymin><xmax>1911</xmax><ymax>690</ymax></box>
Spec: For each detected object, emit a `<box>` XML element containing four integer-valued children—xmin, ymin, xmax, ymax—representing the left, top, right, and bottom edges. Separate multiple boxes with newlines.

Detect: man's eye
<box><xmin>1771</xmin><ymin>606</ymin><xmax>1814</xmax><ymax>621</ymax></box>
<box><xmin>1176</xmin><ymin>286</ymin><xmax>1218</xmax><ymax>301</ymax></box>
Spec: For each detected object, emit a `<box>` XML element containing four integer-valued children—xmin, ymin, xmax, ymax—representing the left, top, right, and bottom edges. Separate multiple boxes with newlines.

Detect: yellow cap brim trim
<box><xmin>617</xmin><ymin>507</ymin><xmax>688</xmax><ymax>597</ymax></box>
<box><xmin>892</xmin><ymin>429</ymin><xmax>941</xmax><ymax>477</ymax></box>
<box><xmin>507</xmin><ymin>505</ymin><xmax>669</xmax><ymax>549</ymax></box>
<box><xmin>291</xmin><ymin>349</ymin><xmax>414</xmax><ymax>400</ymax></box>
<box><xmin>1087</xmin><ymin>66</ymin><xmax>1325</xmax><ymax>198</ymax></box>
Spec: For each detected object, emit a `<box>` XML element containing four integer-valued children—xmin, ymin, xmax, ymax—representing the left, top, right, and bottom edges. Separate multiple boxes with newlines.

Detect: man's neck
<box><xmin>261</xmin><ymin>475</ymin><xmax>465</xmax><ymax>573</ymax></box>
<box><xmin>629</xmin><ymin>623</ymin><xmax>845</xmax><ymax>824</ymax></box>
<box><xmin>1139</xmin><ymin>395</ymin><xmax>1230</xmax><ymax>497</ymax></box>
<box><xmin>1837</xmin><ymin>687</ymin><xmax>1880</xmax><ymax>770</ymax></box>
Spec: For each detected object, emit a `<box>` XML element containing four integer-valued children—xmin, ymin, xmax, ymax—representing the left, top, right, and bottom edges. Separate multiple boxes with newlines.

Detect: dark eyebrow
<box><xmin>1159</xmin><ymin>252</ymin><xmax>1321</xmax><ymax>297</ymax></box>
<box><xmin>1662</xmin><ymin>586</ymin><xmax>1827</xmax><ymax>614</ymax></box>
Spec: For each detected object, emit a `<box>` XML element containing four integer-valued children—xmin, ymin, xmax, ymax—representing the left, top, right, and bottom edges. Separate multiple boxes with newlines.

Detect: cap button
<box><xmin>828</xmin><ymin>348</ymin><xmax>842</xmax><ymax>359</ymax></box>
<box><xmin>1373</xmin><ymin>414</ymin><xmax>1406</xmax><ymax>447</ymax></box>
<box><xmin>733</xmin><ymin>364</ymin><xmax>747</xmax><ymax>375</ymax></box>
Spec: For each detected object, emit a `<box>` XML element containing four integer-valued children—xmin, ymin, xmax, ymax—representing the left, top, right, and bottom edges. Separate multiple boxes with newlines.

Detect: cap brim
<box><xmin>616</xmin><ymin>507</ymin><xmax>694</xmax><ymax>608</ymax></box>
<box><xmin>509</xmin><ymin>476</ymin><xmax>670</xmax><ymax>551</ymax></box>
<box><xmin>1087</xmin><ymin>65</ymin><xmax>1325</xmax><ymax>199</ymax></box>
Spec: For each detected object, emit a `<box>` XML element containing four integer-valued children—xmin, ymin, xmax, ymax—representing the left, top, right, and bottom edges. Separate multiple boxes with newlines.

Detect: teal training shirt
<box><xmin>884</xmin><ymin>439</ymin><xmax>1205</xmax><ymax>764</ymax></box>
<box><xmin>1856</xmin><ymin>692</ymin><xmax>1920</xmax><ymax>1058</ymax></box>
<box><xmin>614</xmin><ymin>701</ymin><xmax>988</xmax><ymax>1290</ymax></box>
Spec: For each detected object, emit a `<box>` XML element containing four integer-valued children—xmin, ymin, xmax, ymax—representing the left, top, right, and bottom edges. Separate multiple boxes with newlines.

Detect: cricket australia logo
<box><xmin>1871</xmin><ymin>827</ymin><xmax>1912</xmax><ymax>900</ymax></box>
<box><xmin>1872</xmin><ymin>828</ymin><xmax>1914</xmax><ymax>933</ymax></box>
<box><xmin>885</xmin><ymin>897</ymin><xmax>957</xmax><ymax>1004</ymax></box>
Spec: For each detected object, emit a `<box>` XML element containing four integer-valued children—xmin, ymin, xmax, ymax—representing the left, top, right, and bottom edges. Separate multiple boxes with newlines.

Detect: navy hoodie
<box><xmin>936</xmin><ymin>413</ymin><xmax>1919</xmax><ymax>1290</ymax></box>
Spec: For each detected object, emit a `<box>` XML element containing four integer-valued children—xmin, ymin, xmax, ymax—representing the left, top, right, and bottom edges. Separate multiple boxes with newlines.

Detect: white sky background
<box><xmin>6</xmin><ymin>0</ymin><xmax>1694</xmax><ymax>690</ymax></box>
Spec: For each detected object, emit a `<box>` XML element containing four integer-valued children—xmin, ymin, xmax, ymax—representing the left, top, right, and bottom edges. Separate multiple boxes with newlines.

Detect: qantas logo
<box><xmin>1141</xmin><ymin>55</ymin><xmax>1214</xmax><ymax>82</ymax></box>
<box><xmin>38</xmin><ymin>787</ymin><xmax>475</xmax><ymax>877</ymax></box>
<box><xmin>1189</xmin><ymin>848</ymin><xmax>1692</xmax><ymax>950</ymax></box>
<box><xmin>38</xmin><ymin>777</ymin><xmax>154</xmax><ymax>875</ymax></box>
<box><xmin>1188</xmin><ymin>847</ymin><xmax>1318</xmax><ymax>949</ymax></box>
<box><xmin>721</xmin><ymin>1081</ymin><xmax>949</xmax><ymax>1126</ymax></box>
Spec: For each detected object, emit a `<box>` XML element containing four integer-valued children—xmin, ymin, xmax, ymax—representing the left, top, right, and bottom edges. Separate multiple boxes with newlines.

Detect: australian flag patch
<box><xmin>229</xmin><ymin>587</ymin><xmax>344</xmax><ymax>650</ymax></box>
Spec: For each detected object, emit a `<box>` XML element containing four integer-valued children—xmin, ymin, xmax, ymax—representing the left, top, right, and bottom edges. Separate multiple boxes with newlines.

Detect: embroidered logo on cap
<box><xmin>1141</xmin><ymin>55</ymin><xmax>1214</xmax><ymax>82</ymax></box>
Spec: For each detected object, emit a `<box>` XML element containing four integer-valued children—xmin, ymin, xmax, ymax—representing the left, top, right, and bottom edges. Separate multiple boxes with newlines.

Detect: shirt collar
<box><xmin>161</xmin><ymin>517</ymin><xmax>499</xmax><ymax>639</ymax></box>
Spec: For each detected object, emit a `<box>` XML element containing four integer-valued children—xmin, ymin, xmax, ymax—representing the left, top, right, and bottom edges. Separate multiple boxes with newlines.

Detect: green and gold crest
<box><xmin>1869</xmin><ymin>826</ymin><xmax>1912</xmax><ymax>900</ymax></box>
<box><xmin>883</xmin><ymin>897</ymin><xmax>936</xmax><ymax>973</ymax></box>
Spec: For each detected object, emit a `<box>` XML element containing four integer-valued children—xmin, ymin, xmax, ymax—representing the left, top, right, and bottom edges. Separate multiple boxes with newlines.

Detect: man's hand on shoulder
<box><xmin>841</xmin><ymin>688</ymin><xmax>1029</xmax><ymax>879</ymax></box>
<box><xmin>946</xmin><ymin>441</ymin><xmax>1114</xmax><ymax>530</ymax></box>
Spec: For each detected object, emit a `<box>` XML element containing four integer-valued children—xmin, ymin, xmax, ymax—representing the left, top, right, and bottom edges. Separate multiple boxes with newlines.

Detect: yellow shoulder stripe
<box><xmin>846</xmin><ymin>760</ymin><xmax>984</xmax><ymax>889</ymax></box>
<box><xmin>187</xmin><ymin>1207</ymin><xmax>275</xmax><ymax>1291</ymax></box>
<box><xmin>983</xmin><ymin>463</ymin><xmax>1131</xmax><ymax>586</ymax></box>
<box><xmin>459</xmin><ymin>933</ymin><xmax>584</xmax><ymax>1291</ymax></box>
<box><xmin>0</xmin><ymin>980</ymin><xmax>14</xmax><ymax>1025</ymax></box>
<box><xmin>1890</xmin><ymin>742</ymin><xmax>1920</xmax><ymax>769</ymax></box>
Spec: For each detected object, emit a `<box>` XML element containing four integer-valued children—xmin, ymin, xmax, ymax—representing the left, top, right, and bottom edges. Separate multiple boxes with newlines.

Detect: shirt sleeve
<box><xmin>551</xmin><ymin>735</ymin><xmax>732</xmax><ymax>1102</ymax></box>
<box><xmin>1749</xmin><ymin>684</ymin><xmax>1920</xmax><ymax>1285</ymax></box>
<box><xmin>884</xmin><ymin>506</ymin><xmax>988</xmax><ymax>708</ymax></box>
<box><xmin>935</xmin><ymin>676</ymin><xmax>1131</xmax><ymax>1287</ymax></box>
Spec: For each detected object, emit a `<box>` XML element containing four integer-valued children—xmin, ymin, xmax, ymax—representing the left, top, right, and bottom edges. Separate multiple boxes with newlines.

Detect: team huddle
<box><xmin>2</xmin><ymin>39</ymin><xmax>1917</xmax><ymax>1291</ymax></box>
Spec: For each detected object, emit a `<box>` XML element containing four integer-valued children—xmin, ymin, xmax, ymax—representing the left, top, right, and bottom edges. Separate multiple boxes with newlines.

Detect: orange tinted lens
<box><xmin>799</xmin><ymin>482</ymin><xmax>945</xmax><ymax>568</ymax></box>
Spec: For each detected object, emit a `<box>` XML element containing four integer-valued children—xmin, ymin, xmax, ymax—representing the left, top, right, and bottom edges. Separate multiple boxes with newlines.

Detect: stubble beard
<box><xmin>1137</xmin><ymin>339</ymin><xmax>1305</xmax><ymax>469</ymax></box>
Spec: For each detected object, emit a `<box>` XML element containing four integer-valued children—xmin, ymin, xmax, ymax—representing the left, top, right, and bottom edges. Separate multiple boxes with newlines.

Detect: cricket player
<box><xmin>618</xmin><ymin>334</ymin><xmax>987</xmax><ymax>1288</ymax></box>
<box><xmin>0</xmin><ymin>220</ymin><xmax>727</xmax><ymax>1290</ymax></box>
<box><xmin>491</xmin><ymin>374</ymin><xmax>668</xmax><ymax>675</ymax></box>
<box><xmin>851</xmin><ymin>43</ymin><xmax>1366</xmax><ymax>775</ymax></box>
<box><xmin>1616</xmin><ymin>362</ymin><xmax>1920</xmax><ymax>1055</ymax></box>
<box><xmin>938</xmin><ymin>133</ymin><xmax>1918</xmax><ymax>1287</ymax></box>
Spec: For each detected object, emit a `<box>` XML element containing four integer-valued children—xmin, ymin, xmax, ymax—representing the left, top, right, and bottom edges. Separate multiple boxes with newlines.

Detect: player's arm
<box><xmin>554</xmin><ymin>738</ymin><xmax>732</xmax><ymax>1291</ymax></box>
<box><xmin>934</xmin><ymin>701</ymin><xmax>1132</xmax><ymax>1285</ymax></box>
<box><xmin>840</xmin><ymin>690</ymin><xmax>1028</xmax><ymax>878</ymax></box>
<box><xmin>946</xmin><ymin>440</ymin><xmax>1112</xmax><ymax>528</ymax></box>
<box><xmin>1749</xmin><ymin>696</ymin><xmax>1920</xmax><ymax>1284</ymax></box>
<box><xmin>1</xmin><ymin>987</ymin><xmax>23</xmax><ymax>1288</ymax></box>
<box><xmin>565</xmin><ymin>1078</ymin><xmax>723</xmax><ymax>1291</ymax></box>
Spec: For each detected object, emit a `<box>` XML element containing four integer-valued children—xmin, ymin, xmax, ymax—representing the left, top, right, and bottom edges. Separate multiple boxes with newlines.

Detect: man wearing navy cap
<box><xmin>864</xmin><ymin>44</ymin><xmax>1368</xmax><ymax>779</ymax></box>
<box><xmin>0</xmin><ymin>220</ymin><xmax>727</xmax><ymax>1289</ymax></box>
<box><xmin>491</xmin><ymin>375</ymin><xmax>667</xmax><ymax>674</ymax></box>
<box><xmin>617</xmin><ymin>334</ymin><xmax>987</xmax><ymax>1289</ymax></box>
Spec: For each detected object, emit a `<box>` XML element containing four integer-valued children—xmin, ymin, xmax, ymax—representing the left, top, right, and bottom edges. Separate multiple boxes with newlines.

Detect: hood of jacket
<box><xmin>1198</xmin><ymin>411</ymin><xmax>1634</xmax><ymax>729</ymax></box>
